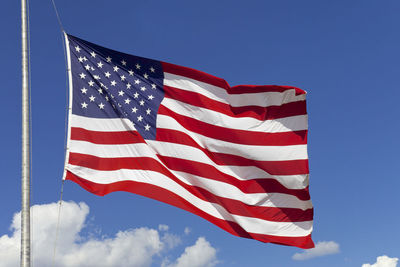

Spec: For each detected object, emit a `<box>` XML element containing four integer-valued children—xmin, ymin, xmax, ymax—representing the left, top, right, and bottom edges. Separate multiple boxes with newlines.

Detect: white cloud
<box><xmin>362</xmin><ymin>255</ymin><xmax>399</xmax><ymax>267</ymax></box>
<box><xmin>0</xmin><ymin>201</ymin><xmax>218</xmax><ymax>267</ymax></box>
<box><xmin>162</xmin><ymin>232</ymin><xmax>182</xmax><ymax>250</ymax></box>
<box><xmin>163</xmin><ymin>237</ymin><xmax>218</xmax><ymax>267</ymax></box>
<box><xmin>159</xmin><ymin>224</ymin><xmax>170</xmax><ymax>231</ymax></box>
<box><xmin>184</xmin><ymin>227</ymin><xmax>191</xmax><ymax>235</ymax></box>
<box><xmin>292</xmin><ymin>241</ymin><xmax>340</xmax><ymax>261</ymax></box>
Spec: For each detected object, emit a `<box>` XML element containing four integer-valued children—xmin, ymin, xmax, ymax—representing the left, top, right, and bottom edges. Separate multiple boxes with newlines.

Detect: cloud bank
<box><xmin>292</xmin><ymin>241</ymin><xmax>340</xmax><ymax>260</ymax></box>
<box><xmin>362</xmin><ymin>255</ymin><xmax>399</xmax><ymax>267</ymax></box>
<box><xmin>0</xmin><ymin>201</ymin><xmax>218</xmax><ymax>267</ymax></box>
<box><xmin>163</xmin><ymin>237</ymin><xmax>218</xmax><ymax>267</ymax></box>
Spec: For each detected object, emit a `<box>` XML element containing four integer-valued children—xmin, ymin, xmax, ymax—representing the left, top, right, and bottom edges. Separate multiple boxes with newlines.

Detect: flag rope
<box><xmin>48</xmin><ymin>1</ymin><xmax>69</xmax><ymax>265</ymax></box>
<box><xmin>51</xmin><ymin>180</ymin><xmax>65</xmax><ymax>267</ymax></box>
<box><xmin>50</xmin><ymin>0</ymin><xmax>64</xmax><ymax>32</ymax></box>
<box><xmin>48</xmin><ymin>0</ymin><xmax>70</xmax><ymax>178</ymax></box>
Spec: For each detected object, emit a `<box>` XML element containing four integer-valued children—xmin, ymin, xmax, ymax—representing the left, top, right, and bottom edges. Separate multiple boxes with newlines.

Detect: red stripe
<box><xmin>164</xmin><ymin>85</ymin><xmax>307</xmax><ymax>120</ymax></box>
<box><xmin>70</xmin><ymin>126</ymin><xmax>309</xmax><ymax>176</ymax></box>
<box><xmin>157</xmin><ymin>155</ymin><xmax>310</xmax><ymax>201</ymax></box>
<box><xmin>230</xmin><ymin>85</ymin><xmax>306</xmax><ymax>95</ymax></box>
<box><xmin>69</xmin><ymin>151</ymin><xmax>310</xmax><ymax>201</ymax></box>
<box><xmin>156</xmin><ymin>128</ymin><xmax>308</xmax><ymax>176</ymax></box>
<box><xmin>213</xmin><ymin>152</ymin><xmax>309</xmax><ymax>175</ymax></box>
<box><xmin>162</xmin><ymin>61</ymin><xmax>230</xmax><ymax>90</ymax></box>
<box><xmin>68</xmin><ymin>153</ymin><xmax>313</xmax><ymax>222</ymax></box>
<box><xmin>162</xmin><ymin>62</ymin><xmax>306</xmax><ymax>96</ymax></box>
<box><xmin>66</xmin><ymin>172</ymin><xmax>314</xmax><ymax>249</ymax></box>
<box><xmin>71</xmin><ymin>127</ymin><xmax>144</xmax><ymax>144</ymax></box>
<box><xmin>71</xmin><ymin>115</ymin><xmax>308</xmax><ymax>147</ymax></box>
<box><xmin>158</xmin><ymin>105</ymin><xmax>307</xmax><ymax>146</ymax></box>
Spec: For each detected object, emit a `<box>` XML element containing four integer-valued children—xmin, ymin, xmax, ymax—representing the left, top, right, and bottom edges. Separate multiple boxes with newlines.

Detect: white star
<box><xmin>97</xmin><ymin>62</ymin><xmax>104</xmax><ymax>68</ymax></box>
<box><xmin>146</xmin><ymin>109</ymin><xmax>151</xmax><ymax>115</ymax></box>
<box><xmin>78</xmin><ymin>56</ymin><xmax>84</xmax><ymax>62</ymax></box>
<box><xmin>89</xmin><ymin>95</ymin><xmax>96</xmax><ymax>102</ymax></box>
<box><xmin>128</xmin><ymin>70</ymin><xmax>134</xmax><ymax>76</ymax></box>
<box><xmin>118</xmin><ymin>90</ymin><xmax>125</xmax><ymax>96</ymax></box>
<box><xmin>105</xmin><ymin>96</ymin><xmax>109</xmax><ymax>101</ymax></box>
<box><xmin>143</xmin><ymin>73</ymin><xmax>149</xmax><ymax>79</ymax></box>
<box><xmin>83</xmin><ymin>56</ymin><xmax>88</xmax><ymax>61</ymax></box>
<box><xmin>88</xmin><ymin>80</ymin><xmax>95</xmax><ymax>86</ymax></box>
<box><xmin>133</xmin><ymin>92</ymin><xmax>139</xmax><ymax>99</ymax></box>
<box><xmin>151</xmin><ymin>84</ymin><xmax>156</xmax><ymax>89</ymax></box>
<box><xmin>100</xmin><ymin>82</ymin><xmax>106</xmax><ymax>88</ymax></box>
<box><xmin>111</xmin><ymin>94</ymin><xmax>115</xmax><ymax>98</ymax></box>
<box><xmin>118</xmin><ymin>103</ymin><xmax>122</xmax><ymax>107</ymax></box>
<box><xmin>90</xmin><ymin>51</ymin><xmax>96</xmax><ymax>58</ymax></box>
<box><xmin>113</xmin><ymin>66</ymin><xmax>119</xmax><ymax>72</ymax></box>
<box><xmin>134</xmin><ymin>79</ymin><xmax>140</xmax><ymax>84</ymax></box>
<box><xmin>150</xmin><ymin>67</ymin><xmax>155</xmax><ymax>73</ymax></box>
<box><xmin>81</xmin><ymin>102</ymin><xmax>88</xmax><ymax>108</ymax></box>
<box><xmin>79</xmin><ymin>73</ymin><xmax>86</xmax><ymax>79</ymax></box>
<box><xmin>144</xmin><ymin>124</ymin><xmax>151</xmax><ymax>131</ymax></box>
<box><xmin>106</xmin><ymin>56</ymin><xmax>112</xmax><ymax>62</ymax></box>
<box><xmin>81</xmin><ymin>88</ymin><xmax>88</xmax><ymax>94</ymax></box>
<box><xmin>135</xmin><ymin>63</ymin><xmax>141</xmax><ymax>69</ymax></box>
<box><xmin>124</xmin><ymin>98</ymin><xmax>131</xmax><ymax>104</ymax></box>
<box><xmin>126</xmin><ymin>83</ymin><xmax>132</xmax><ymax>89</ymax></box>
<box><xmin>148</xmin><ymin>95</ymin><xmax>154</xmax><ymax>100</ymax></box>
<box><xmin>75</xmin><ymin>46</ymin><xmax>81</xmax><ymax>52</ymax></box>
<box><xmin>99</xmin><ymin>103</ymin><xmax>105</xmax><ymax>109</ymax></box>
<box><xmin>98</xmin><ymin>88</ymin><xmax>103</xmax><ymax>94</ymax></box>
<box><xmin>139</xmin><ymin>100</ymin><xmax>145</xmax><ymax>106</ymax></box>
<box><xmin>140</xmin><ymin>86</ymin><xmax>146</xmax><ymax>91</ymax></box>
<box><xmin>105</xmin><ymin>72</ymin><xmax>111</xmax><ymax>78</ymax></box>
<box><xmin>91</xmin><ymin>67</ymin><xmax>95</xmax><ymax>71</ymax></box>
<box><xmin>131</xmin><ymin>107</ymin><xmax>138</xmax><ymax>113</ymax></box>
<box><xmin>84</xmin><ymin>64</ymin><xmax>91</xmax><ymax>70</ymax></box>
<box><xmin>121</xmin><ymin>60</ymin><xmax>127</xmax><ymax>66</ymax></box>
<box><xmin>120</xmin><ymin>75</ymin><xmax>126</xmax><ymax>81</ymax></box>
<box><xmin>111</xmin><ymin>80</ymin><xmax>117</xmax><ymax>86</ymax></box>
<box><xmin>94</xmin><ymin>75</ymin><xmax>101</xmax><ymax>80</ymax></box>
<box><xmin>137</xmin><ymin>115</ymin><xmax>143</xmax><ymax>122</ymax></box>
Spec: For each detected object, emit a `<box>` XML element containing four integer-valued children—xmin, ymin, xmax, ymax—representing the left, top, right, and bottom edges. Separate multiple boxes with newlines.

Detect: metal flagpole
<box><xmin>21</xmin><ymin>0</ymin><xmax>31</xmax><ymax>265</ymax></box>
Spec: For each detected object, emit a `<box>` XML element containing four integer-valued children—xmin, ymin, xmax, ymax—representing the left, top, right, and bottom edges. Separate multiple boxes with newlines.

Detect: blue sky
<box><xmin>1</xmin><ymin>0</ymin><xmax>399</xmax><ymax>266</ymax></box>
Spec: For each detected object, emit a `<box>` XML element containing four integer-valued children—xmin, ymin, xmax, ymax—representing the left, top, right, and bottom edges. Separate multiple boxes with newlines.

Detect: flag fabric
<box><xmin>63</xmin><ymin>33</ymin><xmax>314</xmax><ymax>249</ymax></box>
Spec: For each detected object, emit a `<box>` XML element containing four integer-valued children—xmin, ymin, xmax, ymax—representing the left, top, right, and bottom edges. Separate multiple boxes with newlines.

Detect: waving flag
<box><xmin>63</xmin><ymin>33</ymin><xmax>314</xmax><ymax>249</ymax></box>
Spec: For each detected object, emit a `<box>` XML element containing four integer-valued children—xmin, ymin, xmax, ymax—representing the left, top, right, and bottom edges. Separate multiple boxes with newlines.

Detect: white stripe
<box><xmin>67</xmin><ymin>164</ymin><xmax>313</xmax><ymax>237</ymax></box>
<box><xmin>161</xmin><ymin>98</ymin><xmax>308</xmax><ymax>133</ymax></box>
<box><xmin>70</xmin><ymin>136</ymin><xmax>309</xmax><ymax>191</ymax></box>
<box><xmin>71</xmin><ymin>140</ymin><xmax>312</xmax><ymax>210</ymax></box>
<box><xmin>70</xmin><ymin>114</ymin><xmax>136</xmax><ymax>132</ymax></box>
<box><xmin>157</xmin><ymin>115</ymin><xmax>308</xmax><ymax>161</ymax></box>
<box><xmin>68</xmin><ymin>140</ymin><xmax>311</xmax><ymax>210</ymax></box>
<box><xmin>69</xmin><ymin>140</ymin><xmax>155</xmax><ymax>158</ymax></box>
<box><xmin>67</xmin><ymin>139</ymin><xmax>311</xmax><ymax>209</ymax></box>
<box><xmin>164</xmin><ymin>72</ymin><xmax>306</xmax><ymax>107</ymax></box>
<box><xmin>70</xmin><ymin>114</ymin><xmax>308</xmax><ymax>161</ymax></box>
<box><xmin>69</xmin><ymin>115</ymin><xmax>309</xmax><ymax>189</ymax></box>
<box><xmin>147</xmin><ymin>140</ymin><xmax>307</xmax><ymax>185</ymax></box>
<box><xmin>225</xmin><ymin>166</ymin><xmax>309</xmax><ymax>189</ymax></box>
<box><xmin>169</xmin><ymin>170</ymin><xmax>312</xmax><ymax>210</ymax></box>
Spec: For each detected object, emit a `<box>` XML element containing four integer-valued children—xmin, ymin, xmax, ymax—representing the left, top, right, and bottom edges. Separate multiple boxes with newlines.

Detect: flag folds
<box><xmin>63</xmin><ymin>33</ymin><xmax>314</xmax><ymax>249</ymax></box>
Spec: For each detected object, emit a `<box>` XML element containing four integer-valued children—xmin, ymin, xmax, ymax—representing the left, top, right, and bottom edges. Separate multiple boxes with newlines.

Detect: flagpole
<box><xmin>21</xmin><ymin>0</ymin><xmax>31</xmax><ymax>265</ymax></box>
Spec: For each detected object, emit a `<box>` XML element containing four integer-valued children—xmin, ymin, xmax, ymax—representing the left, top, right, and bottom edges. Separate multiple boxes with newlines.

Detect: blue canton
<box><xmin>67</xmin><ymin>34</ymin><xmax>164</xmax><ymax>140</ymax></box>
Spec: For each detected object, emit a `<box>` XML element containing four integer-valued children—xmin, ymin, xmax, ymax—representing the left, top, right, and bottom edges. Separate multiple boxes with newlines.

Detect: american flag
<box><xmin>63</xmin><ymin>33</ymin><xmax>314</xmax><ymax>249</ymax></box>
